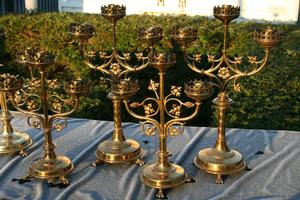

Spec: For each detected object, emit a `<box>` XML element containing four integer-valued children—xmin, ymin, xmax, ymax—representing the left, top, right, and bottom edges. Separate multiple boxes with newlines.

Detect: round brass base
<box><xmin>141</xmin><ymin>163</ymin><xmax>187</xmax><ymax>189</ymax></box>
<box><xmin>95</xmin><ymin>139</ymin><xmax>143</xmax><ymax>163</ymax></box>
<box><xmin>194</xmin><ymin>147</ymin><xmax>245</xmax><ymax>175</ymax></box>
<box><xmin>29</xmin><ymin>156</ymin><xmax>73</xmax><ymax>180</ymax></box>
<box><xmin>0</xmin><ymin>131</ymin><xmax>32</xmax><ymax>156</ymax></box>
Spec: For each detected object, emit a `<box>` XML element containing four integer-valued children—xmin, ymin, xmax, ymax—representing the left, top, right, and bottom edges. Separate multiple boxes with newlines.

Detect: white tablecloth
<box><xmin>0</xmin><ymin>114</ymin><xmax>299</xmax><ymax>200</ymax></box>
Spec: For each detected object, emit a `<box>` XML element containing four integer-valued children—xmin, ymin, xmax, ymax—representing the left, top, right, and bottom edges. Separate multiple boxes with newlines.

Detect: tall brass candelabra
<box><xmin>123</xmin><ymin>52</ymin><xmax>213</xmax><ymax>198</ymax></box>
<box><xmin>9</xmin><ymin>49</ymin><xmax>89</xmax><ymax>185</ymax></box>
<box><xmin>0</xmin><ymin>29</ymin><xmax>32</xmax><ymax>157</ymax></box>
<box><xmin>68</xmin><ymin>4</ymin><xmax>163</xmax><ymax>167</ymax></box>
<box><xmin>0</xmin><ymin>74</ymin><xmax>32</xmax><ymax>157</ymax></box>
<box><xmin>171</xmin><ymin>5</ymin><xmax>282</xmax><ymax>183</ymax></box>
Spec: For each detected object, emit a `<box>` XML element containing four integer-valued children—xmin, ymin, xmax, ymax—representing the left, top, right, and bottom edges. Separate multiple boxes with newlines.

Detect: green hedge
<box><xmin>0</xmin><ymin>12</ymin><xmax>299</xmax><ymax>131</ymax></box>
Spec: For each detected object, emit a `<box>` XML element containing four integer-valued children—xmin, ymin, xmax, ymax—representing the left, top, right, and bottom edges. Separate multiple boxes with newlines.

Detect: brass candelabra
<box><xmin>68</xmin><ymin>4</ymin><xmax>163</xmax><ymax>167</ymax></box>
<box><xmin>171</xmin><ymin>5</ymin><xmax>282</xmax><ymax>183</ymax></box>
<box><xmin>0</xmin><ymin>74</ymin><xmax>32</xmax><ymax>157</ymax></box>
<box><xmin>0</xmin><ymin>29</ymin><xmax>32</xmax><ymax>157</ymax></box>
<box><xmin>9</xmin><ymin>48</ymin><xmax>89</xmax><ymax>185</ymax></box>
<box><xmin>123</xmin><ymin>52</ymin><xmax>213</xmax><ymax>198</ymax></box>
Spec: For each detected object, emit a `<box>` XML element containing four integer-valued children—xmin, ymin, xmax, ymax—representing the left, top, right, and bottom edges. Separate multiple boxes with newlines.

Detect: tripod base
<box><xmin>91</xmin><ymin>139</ymin><xmax>144</xmax><ymax>167</ymax></box>
<box><xmin>0</xmin><ymin>131</ymin><xmax>32</xmax><ymax>157</ymax></box>
<box><xmin>23</xmin><ymin>155</ymin><xmax>73</xmax><ymax>185</ymax></box>
<box><xmin>194</xmin><ymin>147</ymin><xmax>245</xmax><ymax>184</ymax></box>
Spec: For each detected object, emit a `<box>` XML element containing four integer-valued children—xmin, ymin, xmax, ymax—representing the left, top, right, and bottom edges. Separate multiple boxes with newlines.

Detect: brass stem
<box><xmin>112</xmin><ymin>22</ymin><xmax>116</xmax><ymax>49</ymax></box>
<box><xmin>40</xmin><ymin>70</ymin><xmax>56</xmax><ymax>160</ymax></box>
<box><xmin>158</xmin><ymin>70</ymin><xmax>169</xmax><ymax>167</ymax></box>
<box><xmin>111</xmin><ymin>95</ymin><xmax>125</xmax><ymax>142</ymax></box>
<box><xmin>213</xmin><ymin>92</ymin><xmax>230</xmax><ymax>152</ymax></box>
<box><xmin>223</xmin><ymin>25</ymin><xmax>228</xmax><ymax>54</ymax></box>
<box><xmin>0</xmin><ymin>92</ymin><xmax>13</xmax><ymax>136</ymax></box>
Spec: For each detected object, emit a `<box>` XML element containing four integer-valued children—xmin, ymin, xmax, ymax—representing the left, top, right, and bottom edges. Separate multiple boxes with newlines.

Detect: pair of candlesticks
<box><xmin>0</xmin><ymin>4</ymin><xmax>282</xmax><ymax>199</ymax></box>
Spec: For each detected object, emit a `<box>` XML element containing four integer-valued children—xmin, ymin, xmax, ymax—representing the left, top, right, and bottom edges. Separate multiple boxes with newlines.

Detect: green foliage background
<box><xmin>0</xmin><ymin>13</ymin><xmax>299</xmax><ymax>131</ymax></box>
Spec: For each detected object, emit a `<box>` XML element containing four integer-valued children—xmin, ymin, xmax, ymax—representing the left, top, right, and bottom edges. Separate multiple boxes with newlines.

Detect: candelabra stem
<box><xmin>112</xmin><ymin>22</ymin><xmax>116</xmax><ymax>49</ymax></box>
<box><xmin>43</xmin><ymin>128</ymin><xmax>56</xmax><ymax>159</ymax></box>
<box><xmin>214</xmin><ymin>92</ymin><xmax>230</xmax><ymax>152</ymax></box>
<box><xmin>0</xmin><ymin>91</ymin><xmax>31</xmax><ymax>157</ymax></box>
<box><xmin>158</xmin><ymin>70</ymin><xmax>170</xmax><ymax>167</ymax></box>
<box><xmin>40</xmin><ymin>71</ymin><xmax>49</xmax><ymax>122</ymax></box>
<box><xmin>0</xmin><ymin>92</ymin><xmax>13</xmax><ymax>135</ymax></box>
<box><xmin>91</xmin><ymin>92</ymin><xmax>143</xmax><ymax>167</ymax></box>
<box><xmin>223</xmin><ymin>25</ymin><xmax>228</xmax><ymax>53</ymax></box>
<box><xmin>111</xmin><ymin>95</ymin><xmax>125</xmax><ymax>142</ymax></box>
<box><xmin>40</xmin><ymin>70</ymin><xmax>56</xmax><ymax>159</ymax></box>
<box><xmin>194</xmin><ymin>92</ymin><xmax>245</xmax><ymax>184</ymax></box>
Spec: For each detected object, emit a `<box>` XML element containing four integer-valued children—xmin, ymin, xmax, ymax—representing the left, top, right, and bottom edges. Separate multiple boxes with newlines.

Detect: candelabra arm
<box><xmin>182</xmin><ymin>49</ymin><xmax>204</xmax><ymax>74</ymax></box>
<box><xmin>112</xmin><ymin>51</ymin><xmax>151</xmax><ymax>78</ymax></box>
<box><xmin>244</xmin><ymin>49</ymin><xmax>270</xmax><ymax>77</ymax></box>
<box><xmin>123</xmin><ymin>100</ymin><xmax>159</xmax><ymax>128</ymax></box>
<box><xmin>84</xmin><ymin>59</ymin><xmax>112</xmax><ymax>75</ymax></box>
<box><xmin>133</xmin><ymin>52</ymin><xmax>152</xmax><ymax>72</ymax></box>
<box><xmin>225</xmin><ymin>49</ymin><xmax>270</xmax><ymax>85</ymax></box>
<box><xmin>49</xmin><ymin>98</ymin><xmax>79</xmax><ymax>126</ymax></box>
<box><xmin>164</xmin><ymin>101</ymin><xmax>201</xmax><ymax>135</ymax></box>
<box><xmin>9</xmin><ymin>94</ymin><xmax>45</xmax><ymax>128</ymax></box>
<box><xmin>182</xmin><ymin>49</ymin><xmax>223</xmax><ymax>88</ymax></box>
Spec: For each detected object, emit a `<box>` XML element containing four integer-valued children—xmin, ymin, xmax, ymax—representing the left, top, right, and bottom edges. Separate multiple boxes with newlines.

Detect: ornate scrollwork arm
<box><xmin>9</xmin><ymin>92</ymin><xmax>44</xmax><ymax>127</ymax></box>
<box><xmin>51</xmin><ymin>117</ymin><xmax>68</xmax><ymax>132</ymax></box>
<box><xmin>27</xmin><ymin>115</ymin><xmax>43</xmax><ymax>129</ymax></box>
<box><xmin>164</xmin><ymin>85</ymin><xmax>196</xmax><ymax>118</ymax></box>
<box><xmin>124</xmin><ymin>100</ymin><xmax>159</xmax><ymax>132</ymax></box>
<box><xmin>140</xmin><ymin>120</ymin><xmax>159</xmax><ymax>136</ymax></box>
<box><xmin>164</xmin><ymin>101</ymin><xmax>200</xmax><ymax>136</ymax></box>
<box><xmin>130</xmin><ymin>97</ymin><xmax>159</xmax><ymax>117</ymax></box>
<box><xmin>48</xmin><ymin>94</ymin><xmax>76</xmax><ymax>114</ymax></box>
<box><xmin>48</xmin><ymin>97</ymin><xmax>79</xmax><ymax>127</ymax></box>
<box><xmin>84</xmin><ymin>51</ymin><xmax>113</xmax><ymax>75</ymax></box>
<box><xmin>224</xmin><ymin>49</ymin><xmax>270</xmax><ymax>91</ymax></box>
<box><xmin>167</xmin><ymin>122</ymin><xmax>184</xmax><ymax>137</ymax></box>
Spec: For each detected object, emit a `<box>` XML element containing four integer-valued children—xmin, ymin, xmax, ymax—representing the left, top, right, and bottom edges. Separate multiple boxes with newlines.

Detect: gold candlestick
<box><xmin>9</xmin><ymin>48</ymin><xmax>90</xmax><ymax>186</ymax></box>
<box><xmin>172</xmin><ymin>5</ymin><xmax>282</xmax><ymax>184</ymax></box>
<box><xmin>0</xmin><ymin>29</ymin><xmax>32</xmax><ymax>157</ymax></box>
<box><xmin>0</xmin><ymin>74</ymin><xmax>32</xmax><ymax>157</ymax></box>
<box><xmin>68</xmin><ymin>4</ymin><xmax>163</xmax><ymax>167</ymax></box>
<box><xmin>124</xmin><ymin>53</ymin><xmax>213</xmax><ymax>198</ymax></box>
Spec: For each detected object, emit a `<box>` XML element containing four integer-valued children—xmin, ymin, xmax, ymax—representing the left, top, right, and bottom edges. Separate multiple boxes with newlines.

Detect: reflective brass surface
<box><xmin>10</xmin><ymin>49</ymin><xmax>89</xmax><ymax>186</ymax></box>
<box><xmin>94</xmin><ymin>139</ymin><xmax>143</xmax><ymax>164</ymax></box>
<box><xmin>69</xmin><ymin>4</ymin><xmax>163</xmax><ymax>167</ymax></box>
<box><xmin>172</xmin><ymin>5</ymin><xmax>282</xmax><ymax>183</ymax></box>
<box><xmin>124</xmin><ymin>52</ymin><xmax>212</xmax><ymax>198</ymax></box>
<box><xmin>0</xmin><ymin>74</ymin><xmax>32</xmax><ymax>157</ymax></box>
<box><xmin>141</xmin><ymin>163</ymin><xmax>187</xmax><ymax>189</ymax></box>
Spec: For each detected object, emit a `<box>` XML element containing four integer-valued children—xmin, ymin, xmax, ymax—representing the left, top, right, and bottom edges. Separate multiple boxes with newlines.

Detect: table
<box><xmin>0</xmin><ymin>114</ymin><xmax>299</xmax><ymax>200</ymax></box>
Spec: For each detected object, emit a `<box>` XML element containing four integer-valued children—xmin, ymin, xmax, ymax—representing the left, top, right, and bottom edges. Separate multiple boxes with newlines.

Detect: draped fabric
<box><xmin>0</xmin><ymin>113</ymin><xmax>299</xmax><ymax>200</ymax></box>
